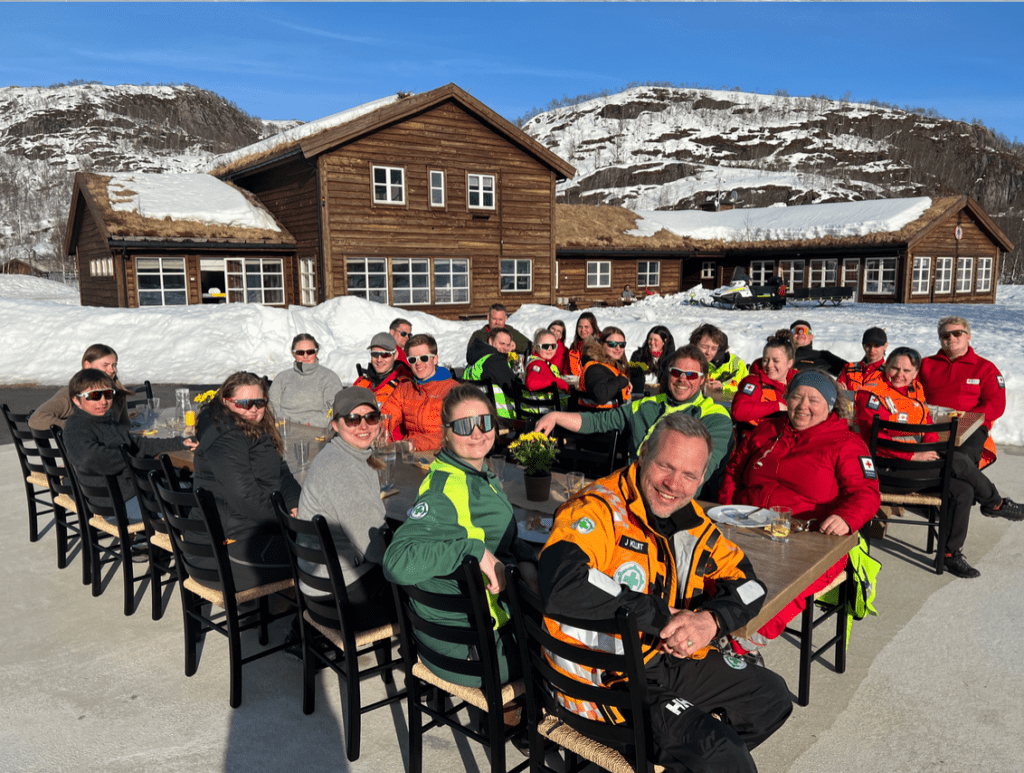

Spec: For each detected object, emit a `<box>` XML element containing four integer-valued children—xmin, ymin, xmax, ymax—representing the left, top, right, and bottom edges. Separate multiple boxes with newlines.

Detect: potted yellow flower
<box><xmin>508</xmin><ymin>431</ymin><xmax>559</xmax><ymax>501</ymax></box>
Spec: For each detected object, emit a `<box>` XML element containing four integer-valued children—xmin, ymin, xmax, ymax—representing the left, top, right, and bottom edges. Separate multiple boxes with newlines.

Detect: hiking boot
<box><xmin>981</xmin><ymin>497</ymin><xmax>1024</xmax><ymax>522</ymax></box>
<box><xmin>944</xmin><ymin>550</ymin><xmax>981</xmax><ymax>579</ymax></box>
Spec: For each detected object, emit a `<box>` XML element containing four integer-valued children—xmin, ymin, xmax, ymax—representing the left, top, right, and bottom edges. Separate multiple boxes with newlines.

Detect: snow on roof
<box><xmin>627</xmin><ymin>197</ymin><xmax>932</xmax><ymax>242</ymax></box>
<box><xmin>202</xmin><ymin>94</ymin><xmax>404</xmax><ymax>173</ymax></box>
<box><xmin>106</xmin><ymin>172</ymin><xmax>281</xmax><ymax>232</ymax></box>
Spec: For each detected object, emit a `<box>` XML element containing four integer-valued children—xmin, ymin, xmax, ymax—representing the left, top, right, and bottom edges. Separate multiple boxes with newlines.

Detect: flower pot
<box><xmin>523</xmin><ymin>471</ymin><xmax>552</xmax><ymax>502</ymax></box>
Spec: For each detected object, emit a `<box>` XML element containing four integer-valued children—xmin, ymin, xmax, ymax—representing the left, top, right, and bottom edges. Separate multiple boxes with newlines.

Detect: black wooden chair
<box><xmin>32</xmin><ymin>426</ymin><xmax>88</xmax><ymax>581</ymax></box>
<box><xmin>868</xmin><ymin>414</ymin><xmax>959</xmax><ymax>574</ymax></box>
<box><xmin>509</xmin><ymin>381</ymin><xmax>563</xmax><ymax>429</ymax></box>
<box><xmin>1</xmin><ymin>403</ymin><xmax>54</xmax><ymax>544</ymax></box>
<box><xmin>152</xmin><ymin>475</ymin><xmax>294</xmax><ymax>708</ymax></box>
<box><xmin>506</xmin><ymin>565</ymin><xmax>656</xmax><ymax>773</ymax></box>
<box><xmin>550</xmin><ymin>427</ymin><xmax>622</xmax><ymax>480</ymax></box>
<box><xmin>388</xmin><ymin>551</ymin><xmax>528</xmax><ymax>773</ymax></box>
<box><xmin>272</xmin><ymin>494</ymin><xmax>404</xmax><ymax>760</ymax></box>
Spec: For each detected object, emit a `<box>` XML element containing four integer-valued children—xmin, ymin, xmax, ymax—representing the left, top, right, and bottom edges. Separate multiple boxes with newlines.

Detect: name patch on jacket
<box><xmin>617</xmin><ymin>536</ymin><xmax>649</xmax><ymax>555</ymax></box>
<box><xmin>997</xmin><ymin>375</ymin><xmax>1005</xmax><ymax>389</ymax></box>
<box><xmin>742</xmin><ymin>383</ymin><xmax>756</xmax><ymax>395</ymax></box>
<box><xmin>966</xmin><ymin>378</ymin><xmax>980</xmax><ymax>385</ymax></box>
<box><xmin>860</xmin><ymin>456</ymin><xmax>877</xmax><ymax>479</ymax></box>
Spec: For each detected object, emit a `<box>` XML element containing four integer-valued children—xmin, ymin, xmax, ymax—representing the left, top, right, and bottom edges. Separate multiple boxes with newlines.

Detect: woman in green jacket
<box><xmin>383</xmin><ymin>385</ymin><xmax>538</xmax><ymax>687</ymax></box>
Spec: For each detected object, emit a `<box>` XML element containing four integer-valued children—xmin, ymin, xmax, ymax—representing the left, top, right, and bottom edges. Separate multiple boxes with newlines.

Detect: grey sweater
<box><xmin>296</xmin><ymin>436</ymin><xmax>385</xmax><ymax>589</ymax></box>
<box><xmin>268</xmin><ymin>361</ymin><xmax>342</xmax><ymax>427</ymax></box>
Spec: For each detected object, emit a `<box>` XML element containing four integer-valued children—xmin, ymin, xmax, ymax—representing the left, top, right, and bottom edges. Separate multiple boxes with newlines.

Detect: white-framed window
<box><xmin>911</xmin><ymin>256</ymin><xmax>931</xmax><ymax>295</ymax></box>
<box><xmin>809</xmin><ymin>259</ymin><xmax>837</xmax><ymax>287</ymax></box>
<box><xmin>501</xmin><ymin>259</ymin><xmax>532</xmax><ymax>292</ymax></box>
<box><xmin>935</xmin><ymin>257</ymin><xmax>953</xmax><ymax>294</ymax></box>
<box><xmin>225</xmin><ymin>258</ymin><xmax>284</xmax><ymax>305</ymax></box>
<box><xmin>137</xmin><ymin>257</ymin><xmax>187</xmax><ymax>306</ymax></box>
<box><xmin>435</xmin><ymin>258</ymin><xmax>470</xmax><ymax>304</ymax></box>
<box><xmin>977</xmin><ymin>257</ymin><xmax>993</xmax><ymax>293</ymax></box>
<box><xmin>346</xmin><ymin>258</ymin><xmax>388</xmax><ymax>303</ymax></box>
<box><xmin>780</xmin><ymin>260</ymin><xmax>805</xmax><ymax>288</ymax></box>
<box><xmin>468</xmin><ymin>173</ymin><xmax>495</xmax><ymax>209</ymax></box>
<box><xmin>750</xmin><ymin>260</ymin><xmax>774</xmax><ymax>284</ymax></box>
<box><xmin>429</xmin><ymin>170</ymin><xmax>445</xmax><ymax>207</ymax></box>
<box><xmin>555</xmin><ymin>260</ymin><xmax>559</xmax><ymax>291</ymax></box>
<box><xmin>701</xmin><ymin>261</ymin><xmax>716</xmax><ymax>280</ymax></box>
<box><xmin>842</xmin><ymin>258</ymin><xmax>859</xmax><ymax>286</ymax></box>
<box><xmin>299</xmin><ymin>257</ymin><xmax>316</xmax><ymax>306</ymax></box>
<box><xmin>372</xmin><ymin>165</ymin><xmax>404</xmax><ymax>204</ymax></box>
<box><xmin>638</xmin><ymin>260</ymin><xmax>660</xmax><ymax>287</ymax></box>
<box><xmin>864</xmin><ymin>257</ymin><xmax>897</xmax><ymax>295</ymax></box>
<box><xmin>586</xmin><ymin>260</ymin><xmax>611</xmax><ymax>288</ymax></box>
<box><xmin>90</xmin><ymin>257</ymin><xmax>113</xmax><ymax>277</ymax></box>
<box><xmin>956</xmin><ymin>256</ymin><xmax>974</xmax><ymax>293</ymax></box>
<box><xmin>392</xmin><ymin>258</ymin><xmax>431</xmax><ymax>305</ymax></box>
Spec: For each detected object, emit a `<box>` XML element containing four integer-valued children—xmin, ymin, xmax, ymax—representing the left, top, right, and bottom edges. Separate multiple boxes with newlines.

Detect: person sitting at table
<box><xmin>523</xmin><ymin>328</ymin><xmax>570</xmax><ymax>413</ymax></box>
<box><xmin>268</xmin><ymin>333</ymin><xmax>342</xmax><ymax>427</ymax></box>
<box><xmin>62</xmin><ymin>369</ymin><xmax>195</xmax><ymax>523</ymax></box>
<box><xmin>192</xmin><ymin>371</ymin><xmax>300</xmax><ymax>592</ymax></box>
<box><xmin>838</xmin><ymin>326</ymin><xmax>887</xmax><ymax>393</ymax></box>
<box><xmin>578</xmin><ymin>327</ymin><xmax>632</xmax><ymax>411</ymax></box>
<box><xmin>464</xmin><ymin>327</ymin><xmax>518</xmax><ymax>419</ymax></box>
<box><xmin>732</xmin><ymin>330</ymin><xmax>797</xmax><ymax>443</ymax></box>
<box><xmin>566</xmin><ymin>312</ymin><xmax>598</xmax><ymax>377</ymax></box>
<box><xmin>296</xmin><ymin>387</ymin><xmax>396</xmax><ymax>627</ymax></box>
<box><xmin>383</xmin><ymin>386</ymin><xmax>539</xmax><ymax>697</ymax></box>
<box><xmin>30</xmin><ymin>343</ymin><xmax>133</xmax><ymax>432</ymax></box>
<box><xmin>790</xmin><ymin>320</ymin><xmax>847</xmax><ymax>377</ymax></box>
<box><xmin>536</xmin><ymin>345</ymin><xmax>732</xmax><ymax>498</ymax></box>
<box><xmin>855</xmin><ymin>347</ymin><xmax>1021</xmax><ymax>577</ymax></box>
<box><xmin>381</xmin><ymin>333</ymin><xmax>457</xmax><ymax>451</ymax></box>
<box><xmin>719</xmin><ymin>370</ymin><xmax>880</xmax><ymax>659</ymax></box>
<box><xmin>353</xmin><ymin>332</ymin><xmax>411</xmax><ymax>407</ymax></box>
<box><xmin>629</xmin><ymin>324</ymin><xmax>675</xmax><ymax>395</ymax></box>
<box><xmin>465</xmin><ymin>303</ymin><xmax>531</xmax><ymax>362</ymax></box>
<box><xmin>539</xmin><ymin>412</ymin><xmax>791</xmax><ymax>771</ymax></box>
<box><xmin>621</xmin><ymin>284</ymin><xmax>636</xmax><ymax>302</ymax></box>
<box><xmin>691</xmin><ymin>323</ymin><xmax>748</xmax><ymax>398</ymax></box>
<box><xmin>547</xmin><ymin>320</ymin><xmax>570</xmax><ymax>374</ymax></box>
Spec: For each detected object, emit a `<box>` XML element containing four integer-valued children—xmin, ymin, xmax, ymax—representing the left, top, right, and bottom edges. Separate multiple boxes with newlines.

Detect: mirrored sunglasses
<box><xmin>293</xmin><ymin>348</ymin><xmax>318</xmax><ymax>356</ymax></box>
<box><xmin>340</xmin><ymin>411</ymin><xmax>381</xmax><ymax>427</ymax></box>
<box><xmin>538</xmin><ymin>343</ymin><xmax>558</xmax><ymax>351</ymax></box>
<box><xmin>446</xmin><ymin>413</ymin><xmax>495</xmax><ymax>436</ymax></box>
<box><xmin>228</xmin><ymin>398</ymin><xmax>268</xmax><ymax>410</ymax></box>
<box><xmin>77</xmin><ymin>389</ymin><xmax>115</xmax><ymax>402</ymax></box>
<box><xmin>604</xmin><ymin>340</ymin><xmax>627</xmax><ymax>349</ymax></box>
<box><xmin>669</xmin><ymin>368</ymin><xmax>702</xmax><ymax>381</ymax></box>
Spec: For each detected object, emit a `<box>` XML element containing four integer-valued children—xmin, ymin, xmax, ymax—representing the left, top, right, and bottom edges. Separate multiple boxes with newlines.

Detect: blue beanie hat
<box><xmin>787</xmin><ymin>370</ymin><xmax>837</xmax><ymax>411</ymax></box>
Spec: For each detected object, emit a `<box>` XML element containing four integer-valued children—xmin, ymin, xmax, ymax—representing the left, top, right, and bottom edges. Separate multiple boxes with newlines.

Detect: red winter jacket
<box><xmin>524</xmin><ymin>356</ymin><xmax>569</xmax><ymax>393</ymax></box>
<box><xmin>720</xmin><ymin>413</ymin><xmax>880</xmax><ymax>532</ymax></box>
<box><xmin>918</xmin><ymin>347</ymin><xmax>1005</xmax><ymax>429</ymax></box>
<box><xmin>731</xmin><ymin>361</ymin><xmax>796</xmax><ymax>433</ymax></box>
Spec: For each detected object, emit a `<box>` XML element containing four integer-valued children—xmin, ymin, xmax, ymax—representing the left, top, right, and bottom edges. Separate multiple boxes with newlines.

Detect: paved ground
<box><xmin>2</xmin><ymin>433</ymin><xmax>1022</xmax><ymax>772</ymax></box>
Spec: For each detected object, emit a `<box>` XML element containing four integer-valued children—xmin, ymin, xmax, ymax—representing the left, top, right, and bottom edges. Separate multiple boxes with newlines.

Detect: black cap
<box><xmin>790</xmin><ymin>320</ymin><xmax>812</xmax><ymax>333</ymax></box>
<box><xmin>862</xmin><ymin>327</ymin><xmax>887</xmax><ymax>346</ymax></box>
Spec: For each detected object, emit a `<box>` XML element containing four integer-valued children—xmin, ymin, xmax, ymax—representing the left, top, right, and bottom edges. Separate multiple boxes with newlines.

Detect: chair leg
<box><xmin>344</xmin><ymin>651</ymin><xmax>363</xmax><ymax>761</ymax></box>
<box><xmin>797</xmin><ymin>599</ymin><xmax>814</xmax><ymax>707</ymax></box>
<box><xmin>150</xmin><ymin>550</ymin><xmax>163</xmax><ymax>622</ymax></box>
<box><xmin>301</xmin><ymin>622</ymin><xmax>316</xmax><ymax>716</ymax></box>
<box><xmin>375</xmin><ymin>639</ymin><xmax>394</xmax><ymax>685</ymax></box>
<box><xmin>54</xmin><ymin>506</ymin><xmax>69</xmax><ymax>569</ymax></box>
<box><xmin>408</xmin><ymin>684</ymin><xmax>424</xmax><ymax>773</ymax></box>
<box><xmin>487</xmin><ymin>704</ymin><xmax>505</xmax><ymax>773</ymax></box>
<box><xmin>227</xmin><ymin>603</ymin><xmax>244</xmax><ymax>708</ymax></box>
<box><xmin>182</xmin><ymin>592</ymin><xmax>201</xmax><ymax>678</ymax></box>
<box><xmin>257</xmin><ymin>596</ymin><xmax>270</xmax><ymax>646</ymax></box>
<box><xmin>89</xmin><ymin>530</ymin><xmax>103</xmax><ymax>598</ymax></box>
<box><xmin>122</xmin><ymin>539</ymin><xmax>136</xmax><ymax>617</ymax></box>
<box><xmin>24</xmin><ymin>482</ymin><xmax>40</xmax><ymax>542</ymax></box>
<box><xmin>835</xmin><ymin>578</ymin><xmax>850</xmax><ymax>676</ymax></box>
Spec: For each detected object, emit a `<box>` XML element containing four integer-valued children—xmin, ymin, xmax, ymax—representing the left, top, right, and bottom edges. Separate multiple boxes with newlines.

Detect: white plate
<box><xmin>517</xmin><ymin>517</ymin><xmax>554</xmax><ymax>543</ymax></box>
<box><xmin>706</xmin><ymin>505</ymin><xmax>771</xmax><ymax>527</ymax></box>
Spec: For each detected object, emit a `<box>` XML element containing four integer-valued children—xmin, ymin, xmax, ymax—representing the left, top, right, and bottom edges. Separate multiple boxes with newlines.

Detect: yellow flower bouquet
<box><xmin>508</xmin><ymin>431</ymin><xmax>558</xmax><ymax>475</ymax></box>
<box><xmin>193</xmin><ymin>389</ymin><xmax>218</xmax><ymax>406</ymax></box>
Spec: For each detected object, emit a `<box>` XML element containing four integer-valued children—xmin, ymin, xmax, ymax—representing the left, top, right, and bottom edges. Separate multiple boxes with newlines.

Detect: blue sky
<box><xmin>3</xmin><ymin>3</ymin><xmax>1023</xmax><ymax>140</ymax></box>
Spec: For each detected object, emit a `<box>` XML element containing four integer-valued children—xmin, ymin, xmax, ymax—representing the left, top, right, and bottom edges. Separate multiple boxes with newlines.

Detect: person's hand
<box><xmin>658</xmin><ymin>609</ymin><xmax>717</xmax><ymax>659</ymax></box>
<box><xmin>183</xmin><ymin>438</ymin><xmax>198</xmax><ymax>450</ymax></box>
<box><xmin>535</xmin><ymin>413</ymin><xmax>559</xmax><ymax>437</ymax></box>
<box><xmin>777</xmin><ymin>401</ymin><xmax>788</xmax><ymax>412</ymax></box>
<box><xmin>911</xmin><ymin>450</ymin><xmax>939</xmax><ymax>462</ymax></box>
<box><xmin>479</xmin><ymin>549</ymin><xmax>506</xmax><ymax>594</ymax></box>
<box><xmin>290</xmin><ymin>507</ymin><xmax>298</xmax><ymax>518</ymax></box>
<box><xmin>517</xmin><ymin>561</ymin><xmax>541</xmax><ymax>595</ymax></box>
<box><xmin>708</xmin><ymin>379</ymin><xmax>723</xmax><ymax>391</ymax></box>
<box><xmin>820</xmin><ymin>515</ymin><xmax>851</xmax><ymax>536</ymax></box>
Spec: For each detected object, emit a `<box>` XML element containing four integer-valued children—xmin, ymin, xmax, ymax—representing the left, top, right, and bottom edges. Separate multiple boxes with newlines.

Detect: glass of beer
<box><xmin>766</xmin><ymin>506</ymin><xmax>792</xmax><ymax>543</ymax></box>
<box><xmin>566</xmin><ymin>472</ymin><xmax>585</xmax><ymax>497</ymax></box>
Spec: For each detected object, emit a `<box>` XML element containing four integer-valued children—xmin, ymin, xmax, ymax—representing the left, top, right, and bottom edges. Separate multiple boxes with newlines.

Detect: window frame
<box><xmin>429</xmin><ymin>170</ymin><xmax>445</xmax><ymax>208</ymax></box>
<box><xmin>863</xmin><ymin>257</ymin><xmax>897</xmax><ymax>295</ymax></box>
<box><xmin>500</xmin><ymin>259</ymin><xmax>532</xmax><ymax>292</ymax></box>
<box><xmin>434</xmin><ymin>258</ymin><xmax>471</xmax><ymax>305</ymax></box>
<box><xmin>136</xmin><ymin>256</ymin><xmax>188</xmax><ymax>306</ymax></box>
<box><xmin>779</xmin><ymin>259</ymin><xmax>805</xmax><ymax>289</ymax></box>
<box><xmin>935</xmin><ymin>257</ymin><xmax>953</xmax><ymax>294</ymax></box>
<box><xmin>392</xmin><ymin>258</ymin><xmax>432</xmax><ymax>306</ymax></box>
<box><xmin>371</xmin><ymin>164</ymin><xmax>405</xmax><ymax>205</ymax></box>
<box><xmin>700</xmin><ymin>261</ymin><xmax>716</xmax><ymax>281</ymax></box>
<box><xmin>638</xmin><ymin>260</ymin><xmax>660</xmax><ymax>288</ymax></box>
<box><xmin>750</xmin><ymin>260</ymin><xmax>774</xmax><ymax>284</ymax></box>
<box><xmin>976</xmin><ymin>256</ymin><xmax>993</xmax><ymax>293</ymax></box>
<box><xmin>346</xmin><ymin>258</ymin><xmax>389</xmax><ymax>304</ymax></box>
<box><xmin>467</xmin><ymin>172</ymin><xmax>496</xmax><ymax>210</ymax></box>
<box><xmin>911</xmin><ymin>256</ymin><xmax>931</xmax><ymax>295</ymax></box>
<box><xmin>956</xmin><ymin>256</ymin><xmax>974</xmax><ymax>293</ymax></box>
<box><xmin>299</xmin><ymin>257</ymin><xmax>316</xmax><ymax>306</ymax></box>
<box><xmin>586</xmin><ymin>260</ymin><xmax>611</xmax><ymax>289</ymax></box>
<box><xmin>809</xmin><ymin>259</ymin><xmax>837</xmax><ymax>287</ymax></box>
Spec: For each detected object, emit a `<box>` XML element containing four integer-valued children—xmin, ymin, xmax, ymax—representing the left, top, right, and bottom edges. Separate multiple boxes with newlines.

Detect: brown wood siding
<box><xmin>908</xmin><ymin>209</ymin><xmax>999</xmax><ymax>304</ymax></box>
<box><xmin>555</xmin><ymin>256</ymin><xmax>682</xmax><ymax>308</ymax></box>
<box><xmin>321</xmin><ymin>102</ymin><xmax>556</xmax><ymax>320</ymax></box>
<box><xmin>75</xmin><ymin>205</ymin><xmax>120</xmax><ymax>308</ymax></box>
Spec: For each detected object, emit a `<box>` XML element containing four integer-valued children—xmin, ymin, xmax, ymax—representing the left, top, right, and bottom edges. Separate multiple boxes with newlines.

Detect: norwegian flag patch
<box><xmin>742</xmin><ymin>383</ymin><xmax>756</xmax><ymax>395</ymax></box>
<box><xmin>997</xmin><ymin>375</ymin><xmax>1005</xmax><ymax>389</ymax></box>
<box><xmin>860</xmin><ymin>457</ymin><xmax>877</xmax><ymax>479</ymax></box>
<box><xmin>867</xmin><ymin>395</ymin><xmax>881</xmax><ymax>410</ymax></box>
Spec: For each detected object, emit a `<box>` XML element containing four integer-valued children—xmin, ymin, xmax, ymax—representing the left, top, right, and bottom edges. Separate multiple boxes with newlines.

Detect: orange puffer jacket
<box><xmin>381</xmin><ymin>378</ymin><xmax>458</xmax><ymax>451</ymax></box>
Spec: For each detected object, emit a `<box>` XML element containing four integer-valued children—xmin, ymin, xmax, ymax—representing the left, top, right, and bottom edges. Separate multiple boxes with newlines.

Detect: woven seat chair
<box><xmin>388</xmin><ymin>549</ymin><xmax>528</xmax><ymax>773</ymax></box>
<box><xmin>272</xmin><ymin>493</ymin><xmax>405</xmax><ymax>760</ymax></box>
<box><xmin>506</xmin><ymin>565</ymin><xmax>661</xmax><ymax>773</ymax></box>
<box><xmin>152</xmin><ymin>475</ymin><xmax>294</xmax><ymax>708</ymax></box>
<box><xmin>32</xmin><ymin>427</ymin><xmax>89</xmax><ymax>582</ymax></box>
<box><xmin>2</xmin><ymin>403</ymin><xmax>55</xmax><ymax>544</ymax></box>
<box><xmin>868</xmin><ymin>414</ymin><xmax>958</xmax><ymax>575</ymax></box>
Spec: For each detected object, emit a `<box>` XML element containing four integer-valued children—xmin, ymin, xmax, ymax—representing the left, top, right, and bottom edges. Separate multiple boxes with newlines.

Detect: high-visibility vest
<box><xmin>463</xmin><ymin>355</ymin><xmax>516</xmax><ymax>419</ymax></box>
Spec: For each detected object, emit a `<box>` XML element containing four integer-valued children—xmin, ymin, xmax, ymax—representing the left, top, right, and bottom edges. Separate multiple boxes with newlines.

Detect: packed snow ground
<box><xmin>2</xmin><ymin>275</ymin><xmax>1022</xmax><ymax>446</ymax></box>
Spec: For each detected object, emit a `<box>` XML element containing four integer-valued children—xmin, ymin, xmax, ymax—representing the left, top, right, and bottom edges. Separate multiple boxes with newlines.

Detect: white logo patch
<box><xmin>665</xmin><ymin>698</ymin><xmax>693</xmax><ymax>715</ymax></box>
<box><xmin>966</xmin><ymin>378</ymin><xmax>980</xmax><ymax>385</ymax></box>
<box><xmin>867</xmin><ymin>395</ymin><xmax>881</xmax><ymax>410</ymax></box>
<box><xmin>860</xmin><ymin>456</ymin><xmax>877</xmax><ymax>479</ymax></box>
<box><xmin>409</xmin><ymin>502</ymin><xmax>429</xmax><ymax>520</ymax></box>
<box><xmin>742</xmin><ymin>383</ymin><xmax>756</xmax><ymax>395</ymax></box>
<box><xmin>613</xmin><ymin>561</ymin><xmax>647</xmax><ymax>591</ymax></box>
<box><xmin>573</xmin><ymin>517</ymin><xmax>596</xmax><ymax>534</ymax></box>
<box><xmin>737</xmin><ymin>579</ymin><xmax>766</xmax><ymax>605</ymax></box>
<box><xmin>997</xmin><ymin>375</ymin><xmax>1005</xmax><ymax>389</ymax></box>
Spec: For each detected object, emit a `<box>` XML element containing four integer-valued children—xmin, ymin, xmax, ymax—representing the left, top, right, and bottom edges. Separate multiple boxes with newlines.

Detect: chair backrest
<box><xmin>551</xmin><ymin>426</ymin><xmax>622</xmax><ymax>479</ymax></box>
<box><xmin>509</xmin><ymin>381</ymin><xmax>561</xmax><ymax>420</ymax></box>
<box><xmin>124</xmin><ymin>381</ymin><xmax>154</xmax><ymax>412</ymax></box>
<box><xmin>386</xmin><ymin>538</ymin><xmax>506</xmax><ymax>703</ymax></box>
<box><xmin>868</xmin><ymin>415</ymin><xmax>958</xmax><ymax>499</ymax></box>
<box><xmin>32</xmin><ymin>427</ymin><xmax>80</xmax><ymax>508</ymax></box>
<box><xmin>51</xmin><ymin>426</ymin><xmax>86</xmax><ymax>504</ymax></box>
<box><xmin>121</xmin><ymin>446</ymin><xmax>179</xmax><ymax>538</ymax></box>
<box><xmin>2</xmin><ymin>403</ymin><xmax>45</xmax><ymax>481</ymax></box>
<box><xmin>151</xmin><ymin>474</ymin><xmax>237</xmax><ymax>599</ymax></box>
<box><xmin>506</xmin><ymin>565</ymin><xmax>653</xmax><ymax>768</ymax></box>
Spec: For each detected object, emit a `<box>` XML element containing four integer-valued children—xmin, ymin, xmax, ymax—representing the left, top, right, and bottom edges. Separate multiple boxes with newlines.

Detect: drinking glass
<box><xmin>566</xmin><ymin>472</ymin><xmax>585</xmax><ymax>497</ymax></box>
<box><xmin>293</xmin><ymin>440</ymin><xmax>310</xmax><ymax>469</ymax></box>
<box><xmin>278</xmin><ymin>420</ymin><xmax>289</xmax><ymax>441</ymax></box>
<box><xmin>375</xmin><ymin>442</ymin><xmax>396</xmax><ymax>491</ymax></box>
<box><xmin>766</xmin><ymin>506</ymin><xmax>792</xmax><ymax>543</ymax></box>
<box><xmin>397</xmin><ymin>440</ymin><xmax>414</xmax><ymax>464</ymax></box>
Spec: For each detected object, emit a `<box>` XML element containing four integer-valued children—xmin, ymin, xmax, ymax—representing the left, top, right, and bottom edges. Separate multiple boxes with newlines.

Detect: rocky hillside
<box><xmin>521</xmin><ymin>85</ymin><xmax>1024</xmax><ymax>281</ymax></box>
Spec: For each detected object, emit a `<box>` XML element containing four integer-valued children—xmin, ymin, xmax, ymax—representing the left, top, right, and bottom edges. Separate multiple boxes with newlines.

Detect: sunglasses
<box><xmin>604</xmin><ymin>340</ymin><xmax>627</xmax><ymax>349</ymax></box>
<box><xmin>538</xmin><ymin>343</ymin><xmax>558</xmax><ymax>351</ymax></box>
<box><xmin>369</xmin><ymin>351</ymin><xmax>394</xmax><ymax>358</ymax></box>
<box><xmin>410</xmin><ymin>354</ymin><xmax>434</xmax><ymax>363</ymax></box>
<box><xmin>293</xmin><ymin>348</ymin><xmax>318</xmax><ymax>356</ymax></box>
<box><xmin>227</xmin><ymin>398</ymin><xmax>268</xmax><ymax>410</ymax></box>
<box><xmin>77</xmin><ymin>389</ymin><xmax>115</xmax><ymax>401</ymax></box>
<box><xmin>393</xmin><ymin>330</ymin><xmax>410</xmax><ymax>338</ymax></box>
<box><xmin>340</xmin><ymin>411</ymin><xmax>381</xmax><ymax>427</ymax></box>
<box><xmin>446</xmin><ymin>413</ymin><xmax>495</xmax><ymax>436</ymax></box>
<box><xmin>940</xmin><ymin>330</ymin><xmax>968</xmax><ymax>340</ymax></box>
<box><xmin>669</xmin><ymin>368</ymin><xmax>702</xmax><ymax>381</ymax></box>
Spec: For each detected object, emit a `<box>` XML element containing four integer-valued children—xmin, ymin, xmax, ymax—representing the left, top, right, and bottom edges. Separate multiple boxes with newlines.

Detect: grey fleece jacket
<box><xmin>296</xmin><ymin>436</ymin><xmax>386</xmax><ymax>589</ymax></box>
<box><xmin>268</xmin><ymin>361</ymin><xmax>342</xmax><ymax>427</ymax></box>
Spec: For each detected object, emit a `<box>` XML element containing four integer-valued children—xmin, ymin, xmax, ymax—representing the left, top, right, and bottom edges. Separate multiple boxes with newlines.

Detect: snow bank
<box><xmin>1</xmin><ymin>275</ymin><xmax>1022</xmax><ymax>447</ymax></box>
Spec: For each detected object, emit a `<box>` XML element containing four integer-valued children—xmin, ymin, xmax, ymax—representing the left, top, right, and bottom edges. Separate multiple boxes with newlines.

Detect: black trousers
<box><xmin>946</xmin><ymin>450</ymin><xmax>1001</xmax><ymax>552</ymax></box>
<box><xmin>644</xmin><ymin>651</ymin><xmax>792</xmax><ymax>773</ymax></box>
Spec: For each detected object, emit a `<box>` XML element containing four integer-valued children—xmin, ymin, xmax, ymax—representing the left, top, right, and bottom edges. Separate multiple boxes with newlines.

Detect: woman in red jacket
<box><xmin>721</xmin><ymin>370</ymin><xmax>880</xmax><ymax>653</ymax></box>
<box><xmin>523</xmin><ymin>328</ymin><xmax>570</xmax><ymax>413</ymax></box>
<box><xmin>732</xmin><ymin>330</ymin><xmax>798</xmax><ymax>442</ymax></box>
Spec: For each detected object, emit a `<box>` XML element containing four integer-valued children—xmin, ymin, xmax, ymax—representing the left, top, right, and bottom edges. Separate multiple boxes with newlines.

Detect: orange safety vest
<box><xmin>839</xmin><ymin>359</ymin><xmax>885</xmax><ymax>393</ymax></box>
<box><xmin>858</xmin><ymin>379</ymin><xmax>933</xmax><ymax>450</ymax></box>
<box><xmin>578</xmin><ymin>360</ymin><xmax>632</xmax><ymax>409</ymax></box>
<box><xmin>567</xmin><ymin>345</ymin><xmax>583</xmax><ymax>377</ymax></box>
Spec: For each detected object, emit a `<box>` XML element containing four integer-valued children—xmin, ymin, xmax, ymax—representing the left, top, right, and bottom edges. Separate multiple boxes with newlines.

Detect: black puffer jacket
<box><xmin>794</xmin><ymin>344</ymin><xmax>847</xmax><ymax>377</ymax></box>
<box><xmin>191</xmin><ymin>408</ymin><xmax>301</xmax><ymax>542</ymax></box>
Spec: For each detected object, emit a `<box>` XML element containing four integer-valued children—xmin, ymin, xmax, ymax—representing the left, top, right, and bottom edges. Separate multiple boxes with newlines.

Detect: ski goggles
<box><xmin>227</xmin><ymin>398</ymin><xmax>268</xmax><ymax>410</ymax></box>
<box><xmin>445</xmin><ymin>413</ymin><xmax>495</xmax><ymax>436</ymax></box>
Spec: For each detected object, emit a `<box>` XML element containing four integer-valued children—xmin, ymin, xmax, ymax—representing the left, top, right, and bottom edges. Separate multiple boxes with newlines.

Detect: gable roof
<box><xmin>64</xmin><ymin>172</ymin><xmax>296</xmax><ymax>255</ymax></box>
<box><xmin>206</xmin><ymin>83</ymin><xmax>576</xmax><ymax>181</ymax></box>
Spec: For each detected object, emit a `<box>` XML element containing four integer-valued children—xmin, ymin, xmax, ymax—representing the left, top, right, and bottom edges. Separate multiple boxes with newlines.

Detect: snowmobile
<box><xmin>701</xmin><ymin>275</ymin><xmax>787</xmax><ymax>310</ymax></box>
